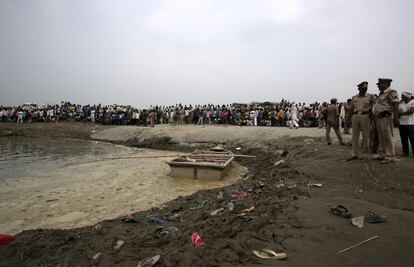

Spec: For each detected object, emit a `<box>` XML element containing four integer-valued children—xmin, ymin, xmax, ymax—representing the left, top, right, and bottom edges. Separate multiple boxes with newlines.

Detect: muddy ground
<box><xmin>0</xmin><ymin>123</ymin><xmax>413</xmax><ymax>267</ymax></box>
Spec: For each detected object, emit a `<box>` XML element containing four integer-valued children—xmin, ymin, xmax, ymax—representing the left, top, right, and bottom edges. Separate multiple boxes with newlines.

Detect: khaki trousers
<box><xmin>351</xmin><ymin>114</ymin><xmax>370</xmax><ymax>157</ymax></box>
<box><xmin>326</xmin><ymin>122</ymin><xmax>343</xmax><ymax>144</ymax></box>
<box><xmin>376</xmin><ymin>116</ymin><xmax>395</xmax><ymax>159</ymax></box>
<box><xmin>344</xmin><ymin>116</ymin><xmax>352</xmax><ymax>134</ymax></box>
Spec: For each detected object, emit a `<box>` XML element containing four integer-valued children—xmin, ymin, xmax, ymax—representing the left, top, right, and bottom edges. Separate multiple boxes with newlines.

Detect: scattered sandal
<box><xmin>210</xmin><ymin>208</ymin><xmax>224</xmax><ymax>216</ymax></box>
<box><xmin>137</xmin><ymin>255</ymin><xmax>160</xmax><ymax>267</ymax></box>
<box><xmin>121</xmin><ymin>213</ymin><xmax>138</xmax><ymax>223</ymax></box>
<box><xmin>171</xmin><ymin>207</ymin><xmax>183</xmax><ymax>213</ymax></box>
<box><xmin>191</xmin><ymin>232</ymin><xmax>205</xmax><ymax>247</ymax></box>
<box><xmin>190</xmin><ymin>200</ymin><xmax>207</xmax><ymax>210</ymax></box>
<box><xmin>156</xmin><ymin>226</ymin><xmax>178</xmax><ymax>238</ymax></box>
<box><xmin>365</xmin><ymin>211</ymin><xmax>388</xmax><ymax>223</ymax></box>
<box><xmin>330</xmin><ymin>205</ymin><xmax>352</xmax><ymax>219</ymax></box>
<box><xmin>241</xmin><ymin>206</ymin><xmax>255</xmax><ymax>213</ymax></box>
<box><xmin>253</xmin><ymin>249</ymin><xmax>287</xmax><ymax>260</ymax></box>
<box><xmin>147</xmin><ymin>216</ymin><xmax>165</xmax><ymax>224</ymax></box>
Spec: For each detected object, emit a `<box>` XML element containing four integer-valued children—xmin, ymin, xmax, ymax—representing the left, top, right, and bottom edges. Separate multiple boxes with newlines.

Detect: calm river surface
<box><xmin>0</xmin><ymin>137</ymin><xmax>136</xmax><ymax>180</ymax></box>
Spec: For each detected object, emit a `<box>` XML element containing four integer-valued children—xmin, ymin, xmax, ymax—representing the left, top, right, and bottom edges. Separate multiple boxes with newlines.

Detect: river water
<box><xmin>0</xmin><ymin>137</ymin><xmax>139</xmax><ymax>180</ymax></box>
<box><xmin>0</xmin><ymin>137</ymin><xmax>246</xmax><ymax>234</ymax></box>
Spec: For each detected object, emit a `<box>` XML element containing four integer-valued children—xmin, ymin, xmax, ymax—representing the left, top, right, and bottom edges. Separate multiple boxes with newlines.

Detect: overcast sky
<box><xmin>1</xmin><ymin>0</ymin><xmax>413</xmax><ymax>107</ymax></box>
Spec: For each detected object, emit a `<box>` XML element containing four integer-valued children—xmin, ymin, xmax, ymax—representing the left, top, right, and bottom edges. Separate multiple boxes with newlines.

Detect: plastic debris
<box><xmin>309</xmin><ymin>183</ymin><xmax>323</xmax><ymax>187</ymax></box>
<box><xmin>274</xmin><ymin>159</ymin><xmax>285</xmax><ymax>167</ymax></box>
<box><xmin>227</xmin><ymin>201</ymin><xmax>234</xmax><ymax>211</ymax></box>
<box><xmin>0</xmin><ymin>234</ymin><xmax>14</xmax><ymax>245</ymax></box>
<box><xmin>210</xmin><ymin>208</ymin><xmax>224</xmax><ymax>216</ymax></box>
<box><xmin>275</xmin><ymin>183</ymin><xmax>285</xmax><ymax>188</ymax></box>
<box><xmin>92</xmin><ymin>253</ymin><xmax>102</xmax><ymax>260</ymax></box>
<box><xmin>191</xmin><ymin>232</ymin><xmax>205</xmax><ymax>247</ymax></box>
<box><xmin>241</xmin><ymin>206</ymin><xmax>255</xmax><ymax>213</ymax></box>
<box><xmin>113</xmin><ymin>240</ymin><xmax>124</xmax><ymax>250</ymax></box>
<box><xmin>351</xmin><ymin>216</ymin><xmax>365</xmax><ymax>228</ymax></box>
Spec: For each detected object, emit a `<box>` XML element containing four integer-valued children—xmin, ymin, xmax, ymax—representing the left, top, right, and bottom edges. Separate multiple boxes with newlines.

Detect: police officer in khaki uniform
<box><xmin>347</xmin><ymin>81</ymin><xmax>375</xmax><ymax>160</ymax></box>
<box><xmin>372</xmin><ymin>78</ymin><xmax>399</xmax><ymax>163</ymax></box>
<box><xmin>325</xmin><ymin>98</ymin><xmax>345</xmax><ymax>145</ymax></box>
<box><xmin>344</xmin><ymin>99</ymin><xmax>353</xmax><ymax>134</ymax></box>
<box><xmin>369</xmin><ymin>94</ymin><xmax>379</xmax><ymax>153</ymax></box>
<box><xmin>318</xmin><ymin>102</ymin><xmax>328</xmax><ymax>128</ymax></box>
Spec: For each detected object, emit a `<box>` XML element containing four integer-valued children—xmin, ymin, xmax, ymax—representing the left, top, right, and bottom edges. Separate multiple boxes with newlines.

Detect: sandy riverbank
<box><xmin>0</xmin><ymin>144</ymin><xmax>247</xmax><ymax>234</ymax></box>
<box><xmin>0</xmin><ymin>123</ymin><xmax>413</xmax><ymax>267</ymax></box>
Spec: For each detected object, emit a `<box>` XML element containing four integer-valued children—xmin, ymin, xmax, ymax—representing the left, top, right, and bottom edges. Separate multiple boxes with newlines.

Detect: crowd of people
<box><xmin>0</xmin><ymin>100</ymin><xmax>331</xmax><ymax>128</ymax></box>
<box><xmin>1</xmin><ymin>78</ymin><xmax>413</xmax><ymax>162</ymax></box>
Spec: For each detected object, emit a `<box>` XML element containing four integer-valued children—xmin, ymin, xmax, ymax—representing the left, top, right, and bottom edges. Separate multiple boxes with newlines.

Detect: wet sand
<box><xmin>0</xmin><ymin>147</ymin><xmax>247</xmax><ymax>234</ymax></box>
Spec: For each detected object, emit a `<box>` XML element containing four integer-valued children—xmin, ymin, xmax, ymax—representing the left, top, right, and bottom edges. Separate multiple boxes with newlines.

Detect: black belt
<box><xmin>353</xmin><ymin>111</ymin><xmax>369</xmax><ymax>115</ymax></box>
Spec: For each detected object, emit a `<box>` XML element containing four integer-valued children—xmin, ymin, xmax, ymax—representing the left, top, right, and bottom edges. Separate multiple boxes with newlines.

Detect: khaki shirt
<box><xmin>373</xmin><ymin>87</ymin><xmax>399</xmax><ymax>116</ymax></box>
<box><xmin>326</xmin><ymin>104</ymin><xmax>339</xmax><ymax>125</ymax></box>
<box><xmin>319</xmin><ymin>106</ymin><xmax>327</xmax><ymax>119</ymax></box>
<box><xmin>344</xmin><ymin>103</ymin><xmax>353</xmax><ymax>119</ymax></box>
<box><xmin>351</xmin><ymin>93</ymin><xmax>375</xmax><ymax>114</ymax></box>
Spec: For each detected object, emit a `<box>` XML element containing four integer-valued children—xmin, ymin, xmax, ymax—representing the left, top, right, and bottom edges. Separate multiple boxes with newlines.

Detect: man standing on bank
<box><xmin>347</xmin><ymin>81</ymin><xmax>375</xmax><ymax>161</ymax></box>
<box><xmin>325</xmin><ymin>98</ymin><xmax>345</xmax><ymax>145</ymax></box>
<box><xmin>344</xmin><ymin>99</ymin><xmax>353</xmax><ymax>135</ymax></box>
<box><xmin>398</xmin><ymin>92</ymin><xmax>414</xmax><ymax>157</ymax></box>
<box><xmin>372</xmin><ymin>78</ymin><xmax>400</xmax><ymax>164</ymax></box>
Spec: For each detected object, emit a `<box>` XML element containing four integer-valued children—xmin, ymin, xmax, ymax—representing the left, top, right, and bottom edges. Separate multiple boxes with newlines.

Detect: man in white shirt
<box><xmin>398</xmin><ymin>92</ymin><xmax>414</xmax><ymax>156</ymax></box>
<box><xmin>291</xmin><ymin>104</ymin><xmax>299</xmax><ymax>129</ymax></box>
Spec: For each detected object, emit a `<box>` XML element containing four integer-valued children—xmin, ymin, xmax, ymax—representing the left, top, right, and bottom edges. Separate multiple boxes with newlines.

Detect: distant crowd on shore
<box><xmin>0</xmin><ymin>100</ymin><xmax>344</xmax><ymax>128</ymax></box>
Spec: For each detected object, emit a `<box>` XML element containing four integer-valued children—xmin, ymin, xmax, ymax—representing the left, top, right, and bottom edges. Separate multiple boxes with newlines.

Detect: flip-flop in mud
<box><xmin>330</xmin><ymin>205</ymin><xmax>352</xmax><ymax>218</ymax></box>
<box><xmin>156</xmin><ymin>226</ymin><xmax>178</xmax><ymax>238</ymax></box>
<box><xmin>137</xmin><ymin>255</ymin><xmax>160</xmax><ymax>267</ymax></box>
<box><xmin>121</xmin><ymin>213</ymin><xmax>138</xmax><ymax>223</ymax></box>
<box><xmin>365</xmin><ymin>211</ymin><xmax>388</xmax><ymax>223</ymax></box>
<box><xmin>166</xmin><ymin>213</ymin><xmax>182</xmax><ymax>222</ymax></box>
<box><xmin>147</xmin><ymin>216</ymin><xmax>165</xmax><ymax>224</ymax></box>
<box><xmin>191</xmin><ymin>232</ymin><xmax>205</xmax><ymax>247</ymax></box>
<box><xmin>210</xmin><ymin>208</ymin><xmax>224</xmax><ymax>216</ymax></box>
<box><xmin>190</xmin><ymin>200</ymin><xmax>207</xmax><ymax>210</ymax></box>
<box><xmin>253</xmin><ymin>249</ymin><xmax>287</xmax><ymax>260</ymax></box>
<box><xmin>241</xmin><ymin>206</ymin><xmax>255</xmax><ymax>213</ymax></box>
<box><xmin>171</xmin><ymin>207</ymin><xmax>183</xmax><ymax>213</ymax></box>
